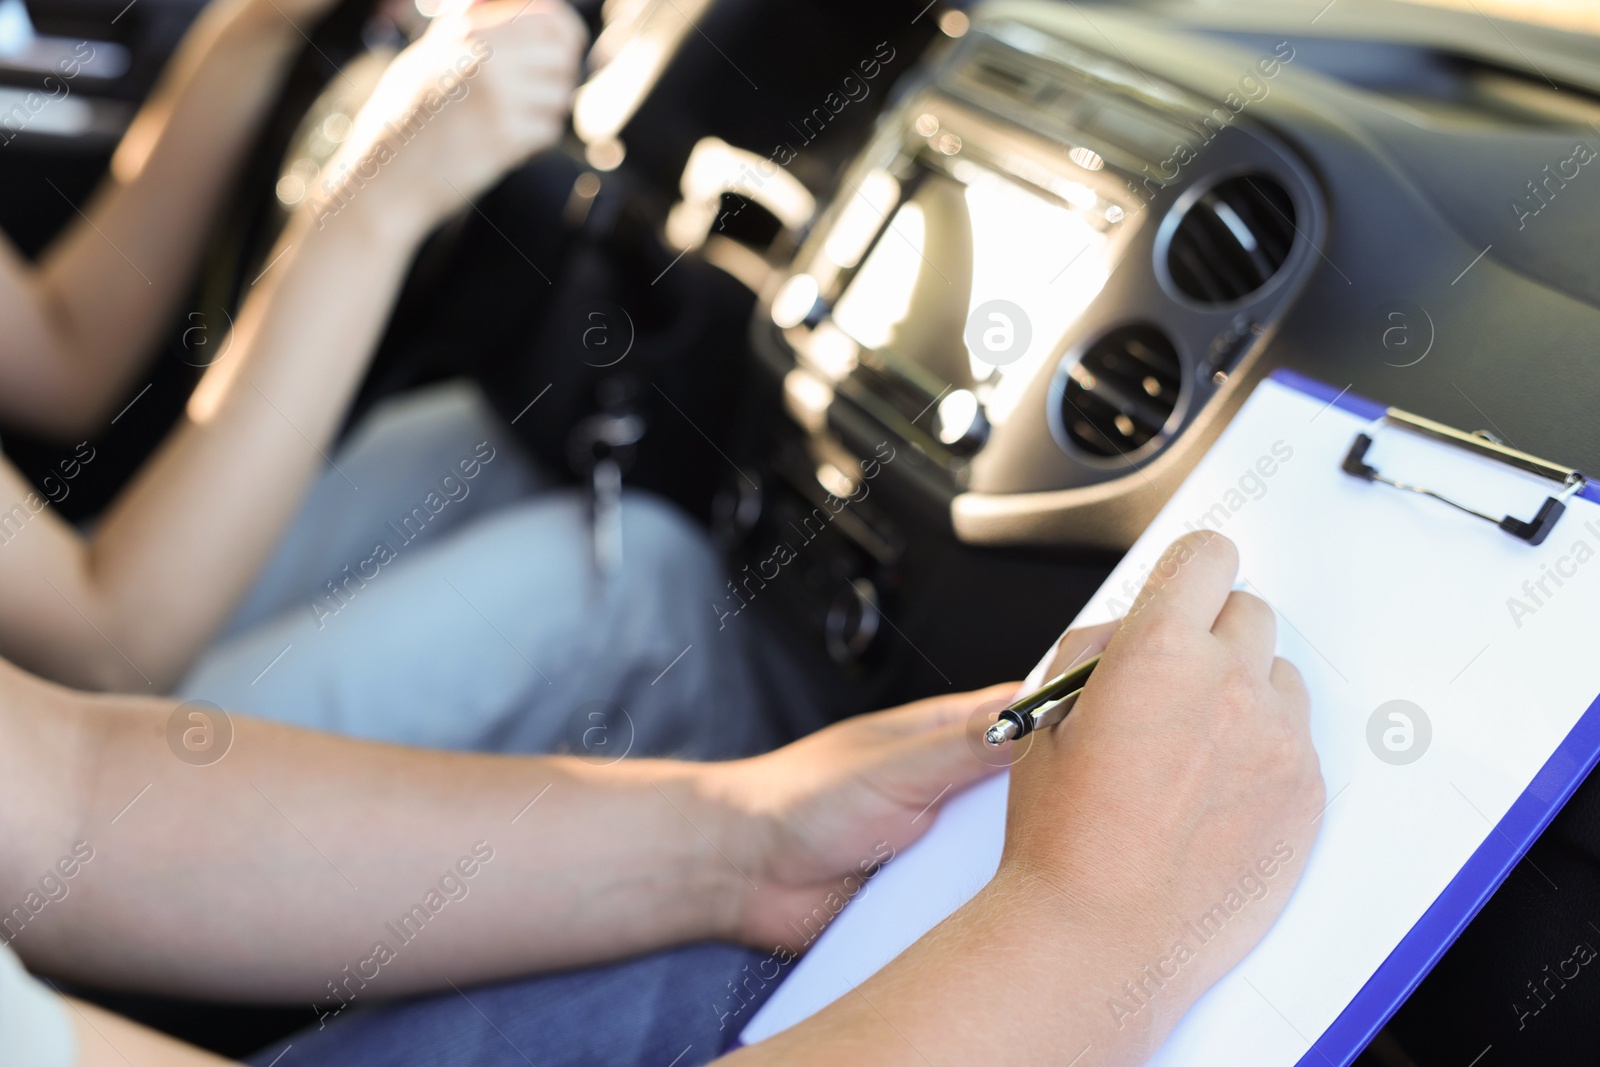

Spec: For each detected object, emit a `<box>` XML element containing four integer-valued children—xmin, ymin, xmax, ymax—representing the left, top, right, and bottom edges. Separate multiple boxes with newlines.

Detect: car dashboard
<box><xmin>734</xmin><ymin>1</ymin><xmax>1600</xmax><ymax>562</ymax></box>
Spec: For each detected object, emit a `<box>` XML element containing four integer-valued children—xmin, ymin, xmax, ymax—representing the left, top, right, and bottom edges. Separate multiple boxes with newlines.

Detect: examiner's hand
<box><xmin>999</xmin><ymin>531</ymin><xmax>1324</xmax><ymax>1043</ymax></box>
<box><xmin>712</xmin><ymin>686</ymin><xmax>1012</xmax><ymax>954</ymax></box>
<box><xmin>313</xmin><ymin>0</ymin><xmax>586</xmax><ymax>235</ymax></box>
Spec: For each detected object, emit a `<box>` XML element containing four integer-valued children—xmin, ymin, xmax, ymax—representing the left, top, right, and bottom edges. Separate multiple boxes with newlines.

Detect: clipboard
<box><xmin>736</xmin><ymin>369</ymin><xmax>1600</xmax><ymax>1065</ymax></box>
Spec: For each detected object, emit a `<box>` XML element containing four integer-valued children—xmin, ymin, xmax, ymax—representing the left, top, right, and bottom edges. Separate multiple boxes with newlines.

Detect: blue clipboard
<box><xmin>737</xmin><ymin>368</ymin><xmax>1600</xmax><ymax>1064</ymax></box>
<box><xmin>1279</xmin><ymin>369</ymin><xmax>1600</xmax><ymax>1064</ymax></box>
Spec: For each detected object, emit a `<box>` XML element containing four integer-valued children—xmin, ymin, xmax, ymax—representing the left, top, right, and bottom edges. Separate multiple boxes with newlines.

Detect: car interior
<box><xmin>4</xmin><ymin>0</ymin><xmax>1600</xmax><ymax>1060</ymax></box>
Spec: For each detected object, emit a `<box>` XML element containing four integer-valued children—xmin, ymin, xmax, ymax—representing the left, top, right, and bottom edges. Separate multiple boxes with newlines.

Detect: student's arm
<box><xmin>722</xmin><ymin>532</ymin><xmax>1325</xmax><ymax>1066</ymax></box>
<box><xmin>0</xmin><ymin>0</ymin><xmax>336</xmax><ymax>436</ymax></box>
<box><xmin>0</xmin><ymin>1</ymin><xmax>586</xmax><ymax>692</ymax></box>
<box><xmin>0</xmin><ymin>655</ymin><xmax>1005</xmax><ymax>1001</ymax></box>
<box><xmin>67</xmin><ymin>997</ymin><xmax>234</xmax><ymax>1067</ymax></box>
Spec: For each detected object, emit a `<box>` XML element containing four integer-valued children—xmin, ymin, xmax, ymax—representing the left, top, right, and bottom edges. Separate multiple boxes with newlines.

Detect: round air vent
<box><xmin>1165</xmin><ymin>174</ymin><xmax>1296</xmax><ymax>305</ymax></box>
<box><xmin>1057</xmin><ymin>324</ymin><xmax>1182</xmax><ymax>458</ymax></box>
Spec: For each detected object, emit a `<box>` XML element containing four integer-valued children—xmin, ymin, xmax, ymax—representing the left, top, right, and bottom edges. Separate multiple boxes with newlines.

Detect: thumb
<box><xmin>878</xmin><ymin>683</ymin><xmax>1017</xmax><ymax>735</ymax></box>
<box><xmin>888</xmin><ymin>714</ymin><xmax>1002</xmax><ymax>814</ymax></box>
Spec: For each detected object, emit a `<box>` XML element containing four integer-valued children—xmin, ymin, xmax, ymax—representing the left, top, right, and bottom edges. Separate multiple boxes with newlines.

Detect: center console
<box><xmin>710</xmin><ymin>5</ymin><xmax>1329</xmax><ymax>690</ymax></box>
<box><xmin>752</xmin><ymin>13</ymin><xmax>1324</xmax><ymax>551</ymax></box>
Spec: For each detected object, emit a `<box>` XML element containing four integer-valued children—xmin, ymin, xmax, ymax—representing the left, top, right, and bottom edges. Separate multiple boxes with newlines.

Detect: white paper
<box><xmin>741</xmin><ymin>377</ymin><xmax>1600</xmax><ymax>1064</ymax></box>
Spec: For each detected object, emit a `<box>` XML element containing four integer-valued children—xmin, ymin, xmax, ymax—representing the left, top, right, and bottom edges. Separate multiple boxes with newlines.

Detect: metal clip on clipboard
<box><xmin>1341</xmin><ymin>407</ymin><xmax>1587</xmax><ymax>546</ymax></box>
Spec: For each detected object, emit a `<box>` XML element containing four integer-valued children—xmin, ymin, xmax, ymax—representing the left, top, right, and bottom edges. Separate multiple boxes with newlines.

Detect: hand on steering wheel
<box><xmin>305</xmin><ymin>0</ymin><xmax>588</xmax><ymax>240</ymax></box>
<box><xmin>237</xmin><ymin>0</ymin><xmax>354</xmax><ymax>33</ymax></box>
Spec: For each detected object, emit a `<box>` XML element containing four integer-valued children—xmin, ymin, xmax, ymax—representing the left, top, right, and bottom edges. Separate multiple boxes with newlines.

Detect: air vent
<box><xmin>1058</xmin><ymin>325</ymin><xmax>1182</xmax><ymax>458</ymax></box>
<box><xmin>1166</xmin><ymin>174</ymin><xmax>1296</xmax><ymax>305</ymax></box>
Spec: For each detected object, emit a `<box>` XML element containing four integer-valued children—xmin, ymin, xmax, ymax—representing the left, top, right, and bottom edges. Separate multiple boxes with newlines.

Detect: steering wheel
<box><xmin>200</xmin><ymin>0</ymin><xmax>943</xmax><ymax>521</ymax></box>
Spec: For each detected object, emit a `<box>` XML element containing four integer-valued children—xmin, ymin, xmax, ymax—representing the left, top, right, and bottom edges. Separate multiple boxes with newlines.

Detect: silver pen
<box><xmin>984</xmin><ymin>653</ymin><xmax>1102</xmax><ymax>746</ymax></box>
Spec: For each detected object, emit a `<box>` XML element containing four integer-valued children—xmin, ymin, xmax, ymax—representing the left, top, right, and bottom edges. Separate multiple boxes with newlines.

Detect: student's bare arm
<box><xmin>0</xmin><ymin>3</ymin><xmax>585</xmax><ymax>691</ymax></box>
<box><xmin>0</xmin><ymin>0</ymin><xmax>326</xmax><ymax>435</ymax></box>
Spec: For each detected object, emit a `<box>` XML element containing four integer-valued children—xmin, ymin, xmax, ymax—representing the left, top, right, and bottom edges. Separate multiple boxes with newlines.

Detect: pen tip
<box><xmin>985</xmin><ymin>720</ymin><xmax>1019</xmax><ymax>747</ymax></box>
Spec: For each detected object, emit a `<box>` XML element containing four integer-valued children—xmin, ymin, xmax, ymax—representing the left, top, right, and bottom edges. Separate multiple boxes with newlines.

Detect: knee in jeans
<box><xmin>347</xmin><ymin>381</ymin><xmax>501</xmax><ymax>460</ymax></box>
<box><xmin>619</xmin><ymin>492</ymin><xmax>721</xmax><ymax>586</ymax></box>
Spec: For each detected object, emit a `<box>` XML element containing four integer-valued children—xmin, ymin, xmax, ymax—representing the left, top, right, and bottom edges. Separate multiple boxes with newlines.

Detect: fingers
<box><xmin>505</xmin><ymin>78</ymin><xmax>577</xmax><ymax>114</ymax></box>
<box><xmin>828</xmin><ymin>694</ymin><xmax>1004</xmax><ymax>821</ymax></box>
<box><xmin>1270</xmin><ymin>657</ymin><xmax>1310</xmax><ymax>719</ymax></box>
<box><xmin>1041</xmin><ymin>620</ymin><xmax>1119</xmax><ymax>680</ymax></box>
<box><xmin>878</xmin><ymin>683</ymin><xmax>1017</xmax><ymax>733</ymax></box>
<box><xmin>474</xmin><ymin>0</ymin><xmax>587</xmax><ymax>40</ymax></box>
<box><xmin>1211</xmin><ymin>590</ymin><xmax>1276</xmax><ymax>669</ymax></box>
<box><xmin>489</xmin><ymin>0</ymin><xmax>571</xmax><ymax>22</ymax></box>
<box><xmin>1123</xmin><ymin>531</ymin><xmax>1240</xmax><ymax>636</ymax></box>
<box><xmin>527</xmin><ymin>0</ymin><xmax>589</xmax><ymax>36</ymax></box>
<box><xmin>906</xmin><ymin>715</ymin><xmax>1004</xmax><ymax>795</ymax></box>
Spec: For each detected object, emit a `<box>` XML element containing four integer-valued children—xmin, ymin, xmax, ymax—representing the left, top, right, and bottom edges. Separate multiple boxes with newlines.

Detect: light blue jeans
<box><xmin>175</xmin><ymin>382</ymin><xmax>782</xmax><ymax>760</ymax></box>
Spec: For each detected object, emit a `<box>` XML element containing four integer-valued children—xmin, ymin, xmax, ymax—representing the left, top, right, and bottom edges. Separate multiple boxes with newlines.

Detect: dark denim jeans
<box><xmin>248</xmin><ymin>942</ymin><xmax>780</xmax><ymax>1067</ymax></box>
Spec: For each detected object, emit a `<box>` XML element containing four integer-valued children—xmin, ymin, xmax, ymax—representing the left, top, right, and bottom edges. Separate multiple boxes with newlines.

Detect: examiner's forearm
<box><xmin>0</xmin><ymin>0</ymin><xmax>309</xmax><ymax>433</ymax></box>
<box><xmin>720</xmin><ymin>873</ymin><xmax>1167</xmax><ymax>1066</ymax></box>
<box><xmin>4</xmin><ymin>674</ymin><xmax>747</xmax><ymax>1001</ymax></box>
